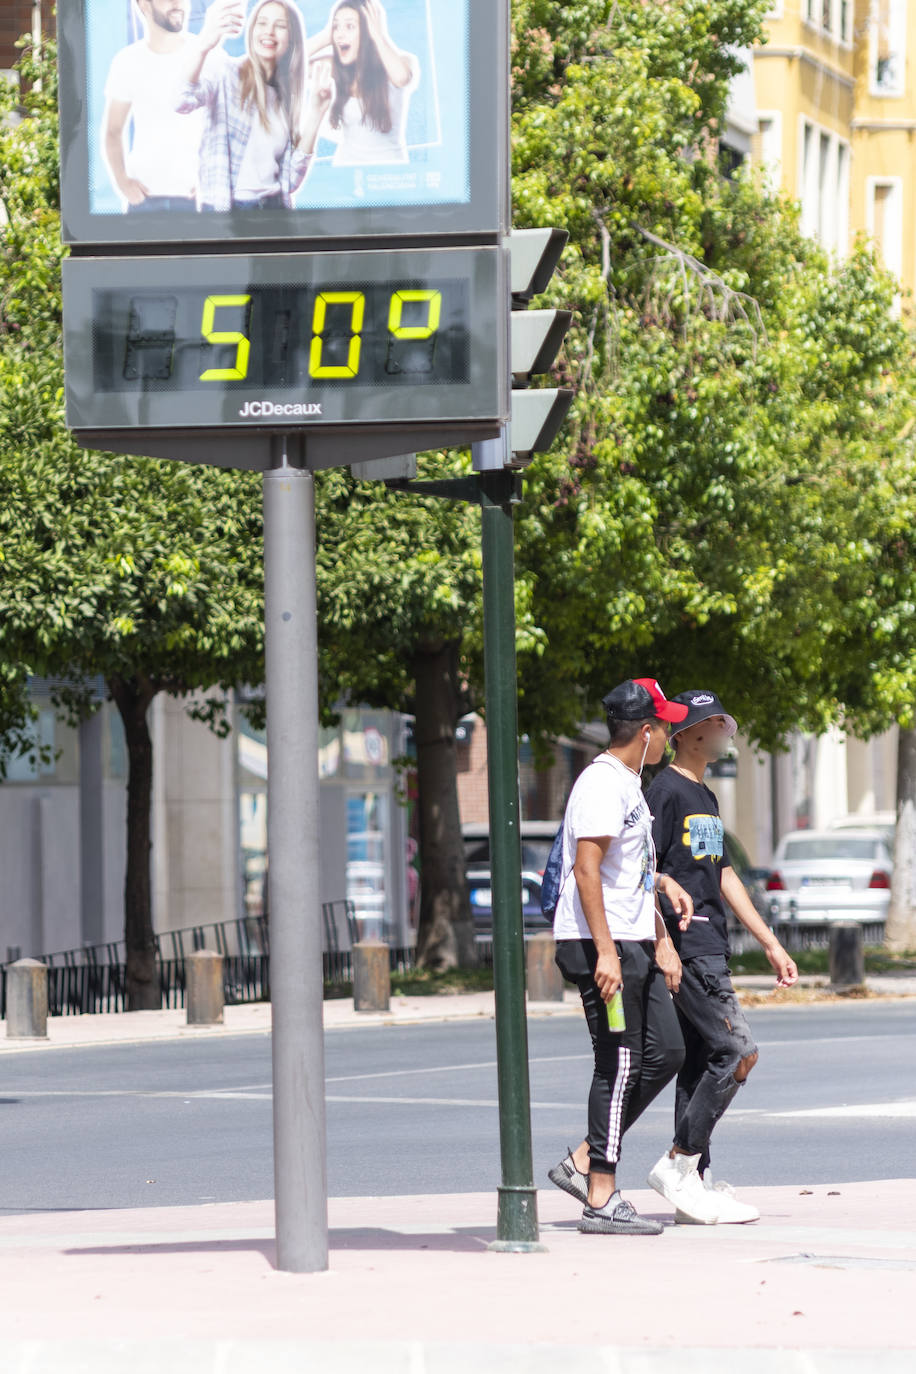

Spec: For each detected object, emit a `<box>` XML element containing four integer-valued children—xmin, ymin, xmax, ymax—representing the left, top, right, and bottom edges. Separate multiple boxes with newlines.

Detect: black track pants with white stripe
<box><xmin>557</xmin><ymin>938</ymin><xmax>685</xmax><ymax>1174</ymax></box>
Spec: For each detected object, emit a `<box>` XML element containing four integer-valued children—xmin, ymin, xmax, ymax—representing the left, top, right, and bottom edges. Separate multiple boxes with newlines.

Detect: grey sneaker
<box><xmin>547</xmin><ymin>1150</ymin><xmax>589</xmax><ymax>1205</ymax></box>
<box><xmin>579</xmin><ymin>1193</ymin><xmax>664</xmax><ymax>1236</ymax></box>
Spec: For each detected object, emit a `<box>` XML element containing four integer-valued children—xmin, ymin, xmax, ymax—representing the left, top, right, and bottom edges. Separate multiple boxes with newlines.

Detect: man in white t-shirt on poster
<box><xmin>547</xmin><ymin>678</ymin><xmax>697</xmax><ymax>1234</ymax></box>
<box><xmin>102</xmin><ymin>0</ymin><xmax>206</xmax><ymax>212</ymax></box>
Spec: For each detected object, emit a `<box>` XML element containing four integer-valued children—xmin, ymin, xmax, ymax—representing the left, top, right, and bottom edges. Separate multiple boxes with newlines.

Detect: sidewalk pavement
<box><xmin>0</xmin><ymin>1180</ymin><xmax>912</xmax><ymax>1370</ymax></box>
<box><xmin>0</xmin><ymin>972</ymin><xmax>915</xmax><ymax>1053</ymax></box>
<box><xmin>0</xmin><ymin>990</ymin><xmax>561</xmax><ymax>1052</ymax></box>
<box><xmin>1</xmin><ymin>986</ymin><xmax>914</xmax><ymax>1368</ymax></box>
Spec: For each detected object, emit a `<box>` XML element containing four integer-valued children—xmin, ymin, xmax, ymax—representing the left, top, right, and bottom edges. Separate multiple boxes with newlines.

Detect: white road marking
<box><xmin>6</xmin><ymin>1085</ymin><xmax>916</xmax><ymax>1121</ymax></box>
<box><xmin>4</xmin><ymin>1089</ymin><xmax>272</xmax><ymax>1101</ymax></box>
<box><xmin>326</xmin><ymin>1096</ymin><xmax>583</xmax><ymax>1109</ymax></box>
<box><xmin>771</xmin><ymin>1101</ymin><xmax>916</xmax><ymax>1119</ymax></box>
<box><xmin>326</xmin><ymin>1053</ymin><xmax>589</xmax><ymax>1084</ymax></box>
<box><xmin>754</xmin><ymin>1034</ymin><xmax>902</xmax><ymax>1049</ymax></box>
<box><xmin>3</xmin><ymin>1088</ymin><xmax>581</xmax><ymax>1109</ymax></box>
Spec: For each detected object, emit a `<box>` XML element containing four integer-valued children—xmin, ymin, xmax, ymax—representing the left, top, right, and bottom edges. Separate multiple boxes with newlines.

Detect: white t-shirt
<box><xmin>235</xmin><ymin>88</ymin><xmax>289</xmax><ymax>199</ymax></box>
<box><xmin>104</xmin><ymin>40</ymin><xmax>204</xmax><ymax>199</ymax></box>
<box><xmin>324</xmin><ymin>60</ymin><xmax>419</xmax><ymax>166</ymax></box>
<box><xmin>552</xmin><ymin>755</ymin><xmax>657</xmax><ymax>942</ymax></box>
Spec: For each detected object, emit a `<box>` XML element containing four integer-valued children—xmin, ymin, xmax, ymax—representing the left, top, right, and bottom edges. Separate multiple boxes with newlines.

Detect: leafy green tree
<box><xmin>6</xmin><ymin>3</ymin><xmax>916</xmax><ymax>983</ymax></box>
<box><xmin>510</xmin><ymin>0</ymin><xmax>916</xmax><ymax>749</ymax></box>
<box><xmin>0</xmin><ymin>37</ymin><xmax>265</xmax><ymax>1008</ymax></box>
<box><xmin>511</xmin><ymin>1</ymin><xmax>916</xmax><ymax>953</ymax></box>
<box><xmin>316</xmin><ymin>469</ymin><xmax>486</xmax><ymax>967</ymax></box>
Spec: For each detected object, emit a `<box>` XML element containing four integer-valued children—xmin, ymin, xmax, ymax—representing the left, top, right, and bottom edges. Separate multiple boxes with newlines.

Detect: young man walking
<box><xmin>102</xmin><ymin>0</ymin><xmax>205</xmax><ymax>212</ymax></box>
<box><xmin>645</xmin><ymin>690</ymin><xmax>799</xmax><ymax>1224</ymax></box>
<box><xmin>548</xmin><ymin>678</ymin><xmax>694</xmax><ymax>1235</ymax></box>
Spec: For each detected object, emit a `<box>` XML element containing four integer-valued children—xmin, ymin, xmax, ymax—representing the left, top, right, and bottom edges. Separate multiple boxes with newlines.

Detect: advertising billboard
<box><xmin>57</xmin><ymin>0</ymin><xmax>507</xmax><ymax>244</ymax></box>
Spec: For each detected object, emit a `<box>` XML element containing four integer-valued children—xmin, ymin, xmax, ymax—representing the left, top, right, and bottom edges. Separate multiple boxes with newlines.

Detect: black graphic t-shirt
<box><xmin>645</xmin><ymin>765</ymin><xmax>732</xmax><ymax>958</ymax></box>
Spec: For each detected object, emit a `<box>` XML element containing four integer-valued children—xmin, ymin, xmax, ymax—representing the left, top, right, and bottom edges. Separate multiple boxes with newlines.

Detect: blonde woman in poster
<box><xmin>176</xmin><ymin>0</ymin><xmax>332</xmax><ymax>210</ymax></box>
<box><xmin>309</xmin><ymin>0</ymin><xmax>419</xmax><ymax>165</ymax></box>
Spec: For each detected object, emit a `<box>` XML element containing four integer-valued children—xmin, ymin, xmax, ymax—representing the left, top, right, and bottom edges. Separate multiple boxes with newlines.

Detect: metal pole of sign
<box><xmin>475</xmin><ymin>435</ymin><xmax>543</xmax><ymax>1253</ymax></box>
<box><xmin>263</xmin><ymin>436</ymin><xmax>329</xmax><ymax>1273</ymax></box>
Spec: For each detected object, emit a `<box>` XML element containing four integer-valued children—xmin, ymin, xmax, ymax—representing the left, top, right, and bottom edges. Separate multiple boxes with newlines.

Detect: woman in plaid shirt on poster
<box><xmin>177</xmin><ymin>0</ymin><xmax>331</xmax><ymax>211</ymax></box>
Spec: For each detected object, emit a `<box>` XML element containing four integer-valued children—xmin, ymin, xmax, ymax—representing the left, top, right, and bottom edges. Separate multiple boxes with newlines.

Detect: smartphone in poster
<box><xmin>58</xmin><ymin>0</ymin><xmax>505</xmax><ymax>243</ymax></box>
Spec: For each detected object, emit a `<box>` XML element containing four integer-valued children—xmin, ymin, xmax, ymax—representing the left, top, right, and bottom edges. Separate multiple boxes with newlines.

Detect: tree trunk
<box><xmin>886</xmin><ymin>725</ymin><xmax>916</xmax><ymax>951</ymax></box>
<box><xmin>412</xmin><ymin>642</ymin><xmax>477</xmax><ymax>969</ymax></box>
<box><xmin>108</xmin><ymin>676</ymin><xmax>159</xmax><ymax>1009</ymax></box>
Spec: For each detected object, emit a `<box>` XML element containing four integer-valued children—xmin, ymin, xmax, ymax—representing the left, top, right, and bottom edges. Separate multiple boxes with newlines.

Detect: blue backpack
<box><xmin>539</xmin><ymin>824</ymin><xmax>566</xmax><ymax>920</ymax></box>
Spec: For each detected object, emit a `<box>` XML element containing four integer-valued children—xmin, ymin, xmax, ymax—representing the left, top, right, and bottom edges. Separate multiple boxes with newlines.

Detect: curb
<box><xmin>0</xmin><ymin>1343</ymin><xmax>910</xmax><ymax>1374</ymax></box>
<box><xmin>0</xmin><ymin>981</ymin><xmax>913</xmax><ymax>1054</ymax></box>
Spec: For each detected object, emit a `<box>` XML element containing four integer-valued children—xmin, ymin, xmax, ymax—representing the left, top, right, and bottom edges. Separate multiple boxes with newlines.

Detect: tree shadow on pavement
<box><xmin>331</xmin><ymin>1228</ymin><xmax>492</xmax><ymax>1252</ymax></box>
<box><xmin>65</xmin><ymin>1226</ymin><xmax>497</xmax><ymax>1262</ymax></box>
<box><xmin>66</xmin><ymin>1237</ymin><xmax>277</xmax><ymax>1263</ymax></box>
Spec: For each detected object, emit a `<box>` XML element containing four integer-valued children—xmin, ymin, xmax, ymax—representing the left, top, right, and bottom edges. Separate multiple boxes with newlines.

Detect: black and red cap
<box><xmin>602</xmin><ymin>678</ymin><xmax>689</xmax><ymax>725</ymax></box>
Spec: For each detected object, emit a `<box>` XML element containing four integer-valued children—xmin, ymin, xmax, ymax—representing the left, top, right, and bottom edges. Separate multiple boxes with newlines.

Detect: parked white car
<box><xmin>828</xmin><ymin>811</ymin><xmax>895</xmax><ymax>849</ymax></box>
<box><xmin>765</xmin><ymin>828</ymin><xmax>892</xmax><ymax>922</ymax></box>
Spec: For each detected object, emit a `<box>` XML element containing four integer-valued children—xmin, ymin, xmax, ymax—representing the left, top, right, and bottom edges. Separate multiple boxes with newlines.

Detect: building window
<box><xmin>817</xmin><ymin>131</ymin><xmax>832</xmax><ymax>244</ymax></box>
<box><xmin>840</xmin><ymin>0</ymin><xmax>851</xmax><ymax>42</ymax></box>
<box><xmin>836</xmin><ymin>142</ymin><xmax>850</xmax><ymax>254</ymax></box>
<box><xmin>756</xmin><ymin>112</ymin><xmax>783</xmax><ymax>187</ymax></box>
<box><xmin>799</xmin><ymin>119</ymin><xmax>851</xmax><ymax>257</ymax></box>
<box><xmin>803</xmin><ymin>0</ymin><xmax>852</xmax><ymax>39</ymax></box>
<box><xmin>718</xmin><ymin>143</ymin><xmax>745</xmax><ymax>180</ymax></box>
<box><xmin>871</xmin><ymin>0</ymin><xmax>906</xmax><ymax>96</ymax></box>
<box><xmin>4</xmin><ymin>708</ymin><xmax>56</xmax><ymax>782</ymax></box>
<box><xmin>867</xmin><ymin>177</ymin><xmax>903</xmax><ymax>282</ymax></box>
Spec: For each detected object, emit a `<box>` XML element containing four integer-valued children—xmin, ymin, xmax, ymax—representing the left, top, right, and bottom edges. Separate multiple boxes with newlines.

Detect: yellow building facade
<box><xmin>754</xmin><ymin>2</ymin><xmax>916</xmax><ymax>293</ymax></box>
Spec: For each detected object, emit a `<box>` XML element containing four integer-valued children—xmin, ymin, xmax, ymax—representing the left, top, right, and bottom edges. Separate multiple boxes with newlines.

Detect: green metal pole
<box><xmin>479</xmin><ymin>467</ymin><xmax>543</xmax><ymax>1252</ymax></box>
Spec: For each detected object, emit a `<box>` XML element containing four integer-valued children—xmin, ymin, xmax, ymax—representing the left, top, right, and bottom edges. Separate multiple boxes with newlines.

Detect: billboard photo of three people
<box><xmin>59</xmin><ymin>0</ymin><xmax>501</xmax><ymax>241</ymax></box>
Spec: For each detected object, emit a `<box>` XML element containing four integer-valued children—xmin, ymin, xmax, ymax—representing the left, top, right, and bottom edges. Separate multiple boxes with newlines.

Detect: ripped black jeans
<box><xmin>672</xmin><ymin>955</ymin><xmax>758</xmax><ymax>1173</ymax></box>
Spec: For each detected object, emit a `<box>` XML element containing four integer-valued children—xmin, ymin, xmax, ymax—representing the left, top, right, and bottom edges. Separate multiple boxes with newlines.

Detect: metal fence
<box><xmin>0</xmin><ymin>905</ymin><xmax>428</xmax><ymax>1017</ymax></box>
<box><xmin>770</xmin><ymin>919</ymin><xmax>886</xmax><ymax>952</ymax></box>
<box><xmin>11</xmin><ymin>913</ymin><xmax>879</xmax><ymax>1017</ymax></box>
<box><xmin>729</xmin><ymin>918</ymin><xmax>886</xmax><ymax>954</ymax></box>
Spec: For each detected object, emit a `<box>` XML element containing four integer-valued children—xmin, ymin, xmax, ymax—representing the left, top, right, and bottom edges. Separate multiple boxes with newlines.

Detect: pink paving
<box><xmin>0</xmin><ymin>1180</ymin><xmax>913</xmax><ymax>1349</ymax></box>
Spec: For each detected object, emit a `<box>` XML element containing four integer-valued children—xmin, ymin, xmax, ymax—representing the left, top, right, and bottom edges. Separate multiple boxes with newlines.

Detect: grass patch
<box><xmin>390</xmin><ymin>967</ymin><xmax>495</xmax><ymax>998</ymax></box>
<box><xmin>323</xmin><ymin>981</ymin><xmax>354</xmax><ymax>1000</ymax></box>
<box><xmin>323</xmin><ymin>966</ymin><xmax>495</xmax><ymax>1001</ymax></box>
<box><xmin>730</xmin><ymin>946</ymin><xmax>916</xmax><ymax>977</ymax></box>
<box><xmin>860</xmin><ymin>949</ymin><xmax>916</xmax><ymax>974</ymax></box>
<box><xmin>731</xmin><ymin>949</ymin><xmax>830</xmax><ymax>976</ymax></box>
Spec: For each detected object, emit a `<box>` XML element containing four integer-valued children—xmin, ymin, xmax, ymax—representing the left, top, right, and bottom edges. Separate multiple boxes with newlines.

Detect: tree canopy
<box><xmin>0</xmin><ymin>36</ymin><xmax>266</xmax><ymax>1002</ymax></box>
<box><xmin>4</xmin><ymin>5</ymin><xmax>916</xmax><ymax>970</ymax></box>
<box><xmin>510</xmin><ymin>0</ymin><xmax>916</xmax><ymax>751</ymax></box>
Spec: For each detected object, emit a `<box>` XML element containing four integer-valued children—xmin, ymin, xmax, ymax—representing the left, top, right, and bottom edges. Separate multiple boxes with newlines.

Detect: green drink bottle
<box><xmin>606</xmin><ymin>989</ymin><xmax>626</xmax><ymax>1032</ymax></box>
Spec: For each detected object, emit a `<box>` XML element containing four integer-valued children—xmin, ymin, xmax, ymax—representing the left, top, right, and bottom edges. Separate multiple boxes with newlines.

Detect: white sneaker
<box><xmin>647</xmin><ymin>1151</ymin><xmax>721</xmax><ymax>1225</ymax></box>
<box><xmin>700</xmin><ymin>1172</ymin><xmax>759</xmax><ymax>1224</ymax></box>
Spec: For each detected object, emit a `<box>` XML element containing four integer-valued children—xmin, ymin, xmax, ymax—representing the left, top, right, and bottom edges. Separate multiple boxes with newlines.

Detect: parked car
<box><xmin>464</xmin><ymin>820</ymin><xmax>770</xmax><ymax>940</ymax></box>
<box><xmin>463</xmin><ymin>820</ymin><xmax>559</xmax><ymax>940</ymax></box>
<box><xmin>764</xmin><ymin>828</ymin><xmax>893</xmax><ymax>923</ymax></box>
<box><xmin>828</xmin><ymin>811</ymin><xmax>895</xmax><ymax>849</ymax></box>
<box><xmin>714</xmin><ymin>830</ymin><xmax>773</xmax><ymax>955</ymax></box>
<box><xmin>721</xmin><ymin>829</ymin><xmax>771</xmax><ymax>920</ymax></box>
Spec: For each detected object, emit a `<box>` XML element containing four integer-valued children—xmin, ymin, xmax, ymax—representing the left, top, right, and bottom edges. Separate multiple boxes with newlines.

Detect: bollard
<box><xmin>186</xmin><ymin>949</ymin><xmax>225</xmax><ymax>1025</ymax></box>
<box><xmin>352</xmin><ymin>942</ymin><xmax>390</xmax><ymax>1013</ymax></box>
<box><xmin>829</xmin><ymin>921</ymin><xmax>865</xmax><ymax>989</ymax></box>
<box><xmin>6</xmin><ymin>959</ymin><xmax>48</xmax><ymax>1038</ymax></box>
<box><xmin>526</xmin><ymin>932</ymin><xmax>565</xmax><ymax>1002</ymax></box>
